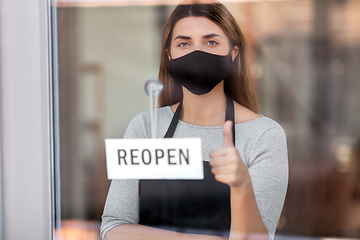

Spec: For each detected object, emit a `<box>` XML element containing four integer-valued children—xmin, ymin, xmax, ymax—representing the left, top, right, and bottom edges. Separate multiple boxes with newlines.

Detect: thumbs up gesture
<box><xmin>209</xmin><ymin>120</ymin><xmax>249</xmax><ymax>188</ymax></box>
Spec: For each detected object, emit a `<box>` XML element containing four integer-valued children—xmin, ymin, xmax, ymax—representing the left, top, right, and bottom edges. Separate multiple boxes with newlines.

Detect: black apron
<box><xmin>139</xmin><ymin>95</ymin><xmax>235</xmax><ymax>234</ymax></box>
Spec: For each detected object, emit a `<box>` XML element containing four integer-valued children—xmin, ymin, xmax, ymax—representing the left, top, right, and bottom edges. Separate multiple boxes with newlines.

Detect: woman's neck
<box><xmin>180</xmin><ymin>83</ymin><xmax>227</xmax><ymax>126</ymax></box>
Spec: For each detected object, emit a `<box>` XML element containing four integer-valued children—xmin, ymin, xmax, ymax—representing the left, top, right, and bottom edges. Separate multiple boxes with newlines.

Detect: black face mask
<box><xmin>169</xmin><ymin>50</ymin><xmax>234</xmax><ymax>95</ymax></box>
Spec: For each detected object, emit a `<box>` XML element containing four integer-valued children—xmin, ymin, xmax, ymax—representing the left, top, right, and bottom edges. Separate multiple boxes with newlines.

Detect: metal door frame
<box><xmin>0</xmin><ymin>0</ymin><xmax>59</xmax><ymax>239</ymax></box>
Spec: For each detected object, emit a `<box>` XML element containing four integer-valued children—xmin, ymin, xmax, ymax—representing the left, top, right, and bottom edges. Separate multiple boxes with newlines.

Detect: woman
<box><xmin>101</xmin><ymin>1</ymin><xmax>288</xmax><ymax>240</ymax></box>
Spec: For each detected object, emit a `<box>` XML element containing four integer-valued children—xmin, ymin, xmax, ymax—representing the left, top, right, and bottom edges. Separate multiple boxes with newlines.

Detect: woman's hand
<box><xmin>210</xmin><ymin>121</ymin><xmax>268</xmax><ymax>239</ymax></box>
<box><xmin>209</xmin><ymin>121</ymin><xmax>250</xmax><ymax>188</ymax></box>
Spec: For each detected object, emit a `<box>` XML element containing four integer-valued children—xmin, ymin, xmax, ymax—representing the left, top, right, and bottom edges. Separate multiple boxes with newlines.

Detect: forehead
<box><xmin>172</xmin><ymin>17</ymin><xmax>226</xmax><ymax>39</ymax></box>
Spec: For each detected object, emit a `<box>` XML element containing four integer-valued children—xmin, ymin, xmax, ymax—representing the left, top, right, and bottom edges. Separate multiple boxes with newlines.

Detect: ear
<box><xmin>166</xmin><ymin>49</ymin><xmax>171</xmax><ymax>61</ymax></box>
<box><xmin>231</xmin><ymin>46</ymin><xmax>239</xmax><ymax>61</ymax></box>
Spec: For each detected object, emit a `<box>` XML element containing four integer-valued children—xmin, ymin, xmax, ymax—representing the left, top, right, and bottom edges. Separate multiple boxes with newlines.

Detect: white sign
<box><xmin>105</xmin><ymin>138</ymin><xmax>203</xmax><ymax>179</ymax></box>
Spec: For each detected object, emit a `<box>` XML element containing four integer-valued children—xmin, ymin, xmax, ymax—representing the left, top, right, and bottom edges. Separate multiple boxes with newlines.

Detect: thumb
<box><xmin>223</xmin><ymin>120</ymin><xmax>234</xmax><ymax>147</ymax></box>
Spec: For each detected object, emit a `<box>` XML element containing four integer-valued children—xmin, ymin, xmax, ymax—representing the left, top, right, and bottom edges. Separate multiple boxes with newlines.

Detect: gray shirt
<box><xmin>101</xmin><ymin>106</ymin><xmax>288</xmax><ymax>240</ymax></box>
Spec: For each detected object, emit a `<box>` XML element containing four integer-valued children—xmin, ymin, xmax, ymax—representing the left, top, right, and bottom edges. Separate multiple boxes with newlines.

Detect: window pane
<box><xmin>56</xmin><ymin>0</ymin><xmax>360</xmax><ymax>239</ymax></box>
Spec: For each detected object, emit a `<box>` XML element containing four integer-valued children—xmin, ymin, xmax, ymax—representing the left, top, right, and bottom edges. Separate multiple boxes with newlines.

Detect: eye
<box><xmin>178</xmin><ymin>42</ymin><xmax>190</xmax><ymax>47</ymax></box>
<box><xmin>207</xmin><ymin>40</ymin><xmax>218</xmax><ymax>46</ymax></box>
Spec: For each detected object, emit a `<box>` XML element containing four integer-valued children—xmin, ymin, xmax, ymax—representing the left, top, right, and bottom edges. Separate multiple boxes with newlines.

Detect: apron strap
<box><xmin>225</xmin><ymin>95</ymin><xmax>235</xmax><ymax>145</ymax></box>
<box><xmin>164</xmin><ymin>100</ymin><xmax>182</xmax><ymax>138</ymax></box>
<box><xmin>164</xmin><ymin>95</ymin><xmax>235</xmax><ymax>145</ymax></box>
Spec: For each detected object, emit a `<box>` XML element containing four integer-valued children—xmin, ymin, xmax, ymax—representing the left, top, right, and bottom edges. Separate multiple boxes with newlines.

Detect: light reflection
<box><xmin>55</xmin><ymin>220</ymin><xmax>100</xmax><ymax>240</ymax></box>
<box><xmin>333</xmin><ymin>138</ymin><xmax>355</xmax><ymax>172</ymax></box>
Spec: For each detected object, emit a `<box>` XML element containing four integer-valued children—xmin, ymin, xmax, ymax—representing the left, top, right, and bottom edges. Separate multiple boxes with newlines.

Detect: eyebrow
<box><xmin>174</xmin><ymin>33</ymin><xmax>222</xmax><ymax>40</ymax></box>
<box><xmin>174</xmin><ymin>35</ymin><xmax>191</xmax><ymax>40</ymax></box>
<box><xmin>203</xmin><ymin>33</ymin><xmax>221</xmax><ymax>39</ymax></box>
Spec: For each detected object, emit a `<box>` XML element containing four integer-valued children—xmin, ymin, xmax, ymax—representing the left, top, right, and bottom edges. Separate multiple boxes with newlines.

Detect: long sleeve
<box><xmin>100</xmin><ymin>112</ymin><xmax>149</xmax><ymax>239</ymax></box>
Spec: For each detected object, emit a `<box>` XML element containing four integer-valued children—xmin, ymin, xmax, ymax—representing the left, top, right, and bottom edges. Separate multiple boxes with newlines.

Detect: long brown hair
<box><xmin>158</xmin><ymin>3</ymin><xmax>259</xmax><ymax>113</ymax></box>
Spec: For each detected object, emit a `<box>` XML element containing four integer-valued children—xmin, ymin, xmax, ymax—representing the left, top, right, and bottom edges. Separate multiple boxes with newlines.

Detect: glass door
<box><xmin>54</xmin><ymin>0</ymin><xmax>360</xmax><ymax>239</ymax></box>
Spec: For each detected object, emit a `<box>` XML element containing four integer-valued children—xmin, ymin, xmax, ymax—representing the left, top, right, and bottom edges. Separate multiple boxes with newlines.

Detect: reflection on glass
<box><xmin>144</xmin><ymin>79</ymin><xmax>163</xmax><ymax>138</ymax></box>
<box><xmin>56</xmin><ymin>0</ymin><xmax>360</xmax><ymax>239</ymax></box>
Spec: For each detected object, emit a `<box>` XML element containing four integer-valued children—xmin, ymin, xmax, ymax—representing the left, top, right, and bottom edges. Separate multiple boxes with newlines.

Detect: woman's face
<box><xmin>168</xmin><ymin>16</ymin><xmax>238</xmax><ymax>60</ymax></box>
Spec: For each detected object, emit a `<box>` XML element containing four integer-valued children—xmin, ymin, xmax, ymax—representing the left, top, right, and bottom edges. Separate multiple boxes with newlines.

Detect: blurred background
<box><xmin>56</xmin><ymin>0</ymin><xmax>360</xmax><ymax>239</ymax></box>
